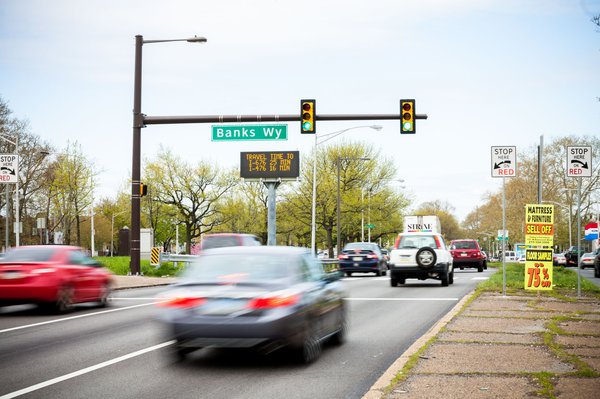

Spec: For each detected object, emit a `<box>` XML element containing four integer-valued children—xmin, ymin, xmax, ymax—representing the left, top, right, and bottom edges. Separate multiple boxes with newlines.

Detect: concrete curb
<box><xmin>361</xmin><ymin>289</ymin><xmax>477</xmax><ymax>399</ymax></box>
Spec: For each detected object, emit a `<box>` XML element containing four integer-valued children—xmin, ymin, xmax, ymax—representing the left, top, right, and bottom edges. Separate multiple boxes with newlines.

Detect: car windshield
<box><xmin>453</xmin><ymin>241</ymin><xmax>477</xmax><ymax>250</ymax></box>
<box><xmin>1</xmin><ymin>247</ymin><xmax>56</xmax><ymax>262</ymax></box>
<box><xmin>398</xmin><ymin>235</ymin><xmax>439</xmax><ymax>249</ymax></box>
<box><xmin>181</xmin><ymin>253</ymin><xmax>295</xmax><ymax>284</ymax></box>
<box><xmin>201</xmin><ymin>236</ymin><xmax>240</xmax><ymax>250</ymax></box>
<box><xmin>344</xmin><ymin>243</ymin><xmax>378</xmax><ymax>251</ymax></box>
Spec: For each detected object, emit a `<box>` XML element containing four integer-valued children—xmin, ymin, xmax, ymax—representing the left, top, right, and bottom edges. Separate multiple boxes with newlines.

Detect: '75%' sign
<box><xmin>491</xmin><ymin>146</ymin><xmax>517</xmax><ymax>177</ymax></box>
<box><xmin>0</xmin><ymin>154</ymin><xmax>18</xmax><ymax>183</ymax></box>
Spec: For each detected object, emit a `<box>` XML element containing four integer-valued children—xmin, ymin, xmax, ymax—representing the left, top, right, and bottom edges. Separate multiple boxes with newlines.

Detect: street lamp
<box><xmin>310</xmin><ymin>125</ymin><xmax>382</xmax><ymax>254</ymax></box>
<box><xmin>0</xmin><ymin>134</ymin><xmax>19</xmax><ymax>247</ymax></box>
<box><xmin>131</xmin><ymin>34</ymin><xmax>207</xmax><ymax>275</ymax></box>
<box><xmin>337</xmin><ymin>156</ymin><xmax>371</xmax><ymax>255</ymax></box>
<box><xmin>542</xmin><ymin>200</ymin><xmax>572</xmax><ymax>249</ymax></box>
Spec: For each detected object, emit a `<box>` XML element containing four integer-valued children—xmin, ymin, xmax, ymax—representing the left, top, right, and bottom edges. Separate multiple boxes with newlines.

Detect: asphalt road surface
<box><xmin>0</xmin><ymin>268</ymin><xmax>494</xmax><ymax>399</ymax></box>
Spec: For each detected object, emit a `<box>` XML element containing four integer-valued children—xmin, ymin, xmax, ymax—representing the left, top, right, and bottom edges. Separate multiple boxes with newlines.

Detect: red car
<box><xmin>0</xmin><ymin>245</ymin><xmax>114</xmax><ymax>313</ymax></box>
<box><xmin>449</xmin><ymin>239</ymin><xmax>486</xmax><ymax>272</ymax></box>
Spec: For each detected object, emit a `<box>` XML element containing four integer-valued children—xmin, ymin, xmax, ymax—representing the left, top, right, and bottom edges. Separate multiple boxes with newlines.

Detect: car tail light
<box><xmin>247</xmin><ymin>293</ymin><xmax>300</xmax><ymax>309</ymax></box>
<box><xmin>338</xmin><ymin>254</ymin><xmax>349</xmax><ymax>260</ymax></box>
<box><xmin>367</xmin><ymin>254</ymin><xmax>379</xmax><ymax>260</ymax></box>
<box><xmin>156</xmin><ymin>296</ymin><xmax>206</xmax><ymax>308</ymax></box>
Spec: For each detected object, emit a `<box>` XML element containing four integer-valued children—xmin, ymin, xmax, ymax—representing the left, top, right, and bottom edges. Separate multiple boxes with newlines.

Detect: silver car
<box><xmin>156</xmin><ymin>246</ymin><xmax>347</xmax><ymax>363</ymax></box>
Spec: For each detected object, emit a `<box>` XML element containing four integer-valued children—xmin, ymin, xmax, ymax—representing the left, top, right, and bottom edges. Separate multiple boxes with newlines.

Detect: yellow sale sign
<box><xmin>524</xmin><ymin>249</ymin><xmax>553</xmax><ymax>290</ymax></box>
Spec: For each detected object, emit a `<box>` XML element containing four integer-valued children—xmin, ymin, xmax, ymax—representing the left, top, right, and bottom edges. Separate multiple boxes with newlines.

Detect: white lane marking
<box><xmin>346</xmin><ymin>297</ymin><xmax>458</xmax><ymax>301</ymax></box>
<box><xmin>0</xmin><ymin>340</ymin><xmax>175</xmax><ymax>399</ymax></box>
<box><xmin>472</xmin><ymin>277</ymin><xmax>490</xmax><ymax>280</ymax></box>
<box><xmin>112</xmin><ymin>297</ymin><xmax>161</xmax><ymax>300</ymax></box>
<box><xmin>0</xmin><ymin>302</ymin><xmax>163</xmax><ymax>334</ymax></box>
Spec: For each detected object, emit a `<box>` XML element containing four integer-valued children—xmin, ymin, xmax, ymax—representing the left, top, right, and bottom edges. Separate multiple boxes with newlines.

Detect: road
<box><xmin>0</xmin><ymin>269</ymin><xmax>493</xmax><ymax>399</ymax></box>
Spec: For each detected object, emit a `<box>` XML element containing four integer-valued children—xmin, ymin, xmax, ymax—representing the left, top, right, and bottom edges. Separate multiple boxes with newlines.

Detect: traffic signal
<box><xmin>140</xmin><ymin>182</ymin><xmax>148</xmax><ymax>197</ymax></box>
<box><xmin>300</xmin><ymin>99</ymin><xmax>316</xmax><ymax>134</ymax></box>
<box><xmin>400</xmin><ymin>99</ymin><xmax>415</xmax><ymax>134</ymax></box>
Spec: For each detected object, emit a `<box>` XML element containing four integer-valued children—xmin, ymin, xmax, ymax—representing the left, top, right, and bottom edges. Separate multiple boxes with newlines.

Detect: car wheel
<box><xmin>390</xmin><ymin>277</ymin><xmax>398</xmax><ymax>287</ymax></box>
<box><xmin>483</xmin><ymin>261</ymin><xmax>487</xmax><ymax>270</ymax></box>
<box><xmin>416</xmin><ymin>247</ymin><xmax>437</xmax><ymax>270</ymax></box>
<box><xmin>375</xmin><ymin>269</ymin><xmax>381</xmax><ymax>277</ymax></box>
<box><xmin>296</xmin><ymin>323</ymin><xmax>322</xmax><ymax>364</ymax></box>
<box><xmin>595</xmin><ymin>267</ymin><xmax>600</xmax><ymax>278</ymax></box>
<box><xmin>449</xmin><ymin>269</ymin><xmax>454</xmax><ymax>284</ymax></box>
<box><xmin>54</xmin><ymin>285</ymin><xmax>74</xmax><ymax>313</ymax></box>
<box><xmin>477</xmin><ymin>263</ymin><xmax>484</xmax><ymax>273</ymax></box>
<box><xmin>97</xmin><ymin>282</ymin><xmax>113</xmax><ymax>308</ymax></box>
<box><xmin>345</xmin><ymin>272</ymin><xmax>352</xmax><ymax>277</ymax></box>
<box><xmin>440</xmin><ymin>270</ymin><xmax>449</xmax><ymax>286</ymax></box>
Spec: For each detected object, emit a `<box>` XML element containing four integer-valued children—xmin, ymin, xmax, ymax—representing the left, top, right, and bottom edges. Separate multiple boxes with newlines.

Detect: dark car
<box><xmin>337</xmin><ymin>242</ymin><xmax>387</xmax><ymax>276</ymax></box>
<box><xmin>0</xmin><ymin>245</ymin><xmax>114</xmax><ymax>313</ymax></box>
<box><xmin>156</xmin><ymin>246</ymin><xmax>347</xmax><ymax>364</ymax></box>
<box><xmin>594</xmin><ymin>248</ymin><xmax>600</xmax><ymax>278</ymax></box>
<box><xmin>564</xmin><ymin>246</ymin><xmax>583</xmax><ymax>267</ymax></box>
<box><xmin>449</xmin><ymin>239</ymin><xmax>486</xmax><ymax>272</ymax></box>
<box><xmin>200</xmin><ymin>233</ymin><xmax>261</xmax><ymax>250</ymax></box>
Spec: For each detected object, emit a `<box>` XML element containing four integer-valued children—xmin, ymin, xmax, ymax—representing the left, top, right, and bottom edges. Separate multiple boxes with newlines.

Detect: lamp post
<box><xmin>310</xmin><ymin>125</ymin><xmax>381</xmax><ymax>255</ymax></box>
<box><xmin>131</xmin><ymin>35</ymin><xmax>206</xmax><ymax>275</ymax></box>
<box><xmin>542</xmin><ymin>200</ymin><xmax>572</xmax><ymax>249</ymax></box>
<box><xmin>337</xmin><ymin>156</ymin><xmax>370</xmax><ymax>255</ymax></box>
<box><xmin>0</xmin><ymin>134</ymin><xmax>19</xmax><ymax>247</ymax></box>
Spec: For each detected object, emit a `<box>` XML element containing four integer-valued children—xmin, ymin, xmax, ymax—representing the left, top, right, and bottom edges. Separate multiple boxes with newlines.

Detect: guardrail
<box><xmin>158</xmin><ymin>252</ymin><xmax>199</xmax><ymax>268</ymax></box>
<box><xmin>320</xmin><ymin>259</ymin><xmax>339</xmax><ymax>272</ymax></box>
<box><xmin>158</xmin><ymin>253</ymin><xmax>339</xmax><ymax>271</ymax></box>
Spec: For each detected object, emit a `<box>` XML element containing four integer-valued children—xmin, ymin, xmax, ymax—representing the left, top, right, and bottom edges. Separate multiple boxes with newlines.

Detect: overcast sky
<box><xmin>1</xmin><ymin>0</ymin><xmax>599</xmax><ymax>221</ymax></box>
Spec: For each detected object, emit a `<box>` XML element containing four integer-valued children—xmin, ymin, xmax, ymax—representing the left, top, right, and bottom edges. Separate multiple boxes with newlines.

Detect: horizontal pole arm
<box><xmin>143</xmin><ymin>113</ymin><xmax>428</xmax><ymax>125</ymax></box>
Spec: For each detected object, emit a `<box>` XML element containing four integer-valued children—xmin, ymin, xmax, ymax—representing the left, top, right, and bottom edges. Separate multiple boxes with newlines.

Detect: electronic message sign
<box><xmin>240</xmin><ymin>151</ymin><xmax>300</xmax><ymax>180</ymax></box>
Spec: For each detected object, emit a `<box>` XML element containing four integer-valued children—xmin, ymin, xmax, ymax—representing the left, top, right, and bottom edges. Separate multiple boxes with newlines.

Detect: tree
<box><xmin>283</xmin><ymin>141</ymin><xmax>410</xmax><ymax>256</ymax></box>
<box><xmin>462</xmin><ymin>136</ymin><xmax>600</xmax><ymax>252</ymax></box>
<box><xmin>144</xmin><ymin>148</ymin><xmax>238</xmax><ymax>253</ymax></box>
<box><xmin>50</xmin><ymin>142</ymin><xmax>96</xmax><ymax>246</ymax></box>
<box><xmin>413</xmin><ymin>200</ymin><xmax>462</xmax><ymax>242</ymax></box>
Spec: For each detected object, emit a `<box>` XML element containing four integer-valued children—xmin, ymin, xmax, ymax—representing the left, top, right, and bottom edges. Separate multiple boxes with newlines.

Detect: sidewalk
<box><xmin>364</xmin><ymin>291</ymin><xmax>600</xmax><ymax>399</ymax></box>
<box><xmin>112</xmin><ymin>275</ymin><xmax>177</xmax><ymax>290</ymax></box>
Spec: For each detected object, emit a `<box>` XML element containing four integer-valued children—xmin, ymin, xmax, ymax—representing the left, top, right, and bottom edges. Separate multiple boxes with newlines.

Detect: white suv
<box><xmin>388</xmin><ymin>232</ymin><xmax>454</xmax><ymax>287</ymax></box>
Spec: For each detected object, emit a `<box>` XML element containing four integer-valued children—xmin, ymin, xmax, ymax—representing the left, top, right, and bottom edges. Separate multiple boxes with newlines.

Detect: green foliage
<box><xmin>95</xmin><ymin>256</ymin><xmax>182</xmax><ymax>277</ymax></box>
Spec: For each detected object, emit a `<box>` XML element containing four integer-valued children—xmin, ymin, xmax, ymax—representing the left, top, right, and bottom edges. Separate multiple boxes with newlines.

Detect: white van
<box><xmin>503</xmin><ymin>251</ymin><xmax>516</xmax><ymax>262</ymax></box>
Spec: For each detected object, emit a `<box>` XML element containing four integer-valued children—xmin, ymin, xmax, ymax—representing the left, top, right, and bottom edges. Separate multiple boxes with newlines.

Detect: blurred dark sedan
<box><xmin>156</xmin><ymin>246</ymin><xmax>347</xmax><ymax>363</ymax></box>
<box><xmin>0</xmin><ymin>245</ymin><xmax>114</xmax><ymax>313</ymax></box>
<box><xmin>337</xmin><ymin>242</ymin><xmax>387</xmax><ymax>276</ymax></box>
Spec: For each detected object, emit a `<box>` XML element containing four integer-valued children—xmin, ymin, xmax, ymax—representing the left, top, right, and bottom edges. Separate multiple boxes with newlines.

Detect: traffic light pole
<box><xmin>131</xmin><ymin>111</ymin><xmax>427</xmax><ymax>273</ymax></box>
<box><xmin>143</xmin><ymin>113</ymin><xmax>428</xmax><ymax>125</ymax></box>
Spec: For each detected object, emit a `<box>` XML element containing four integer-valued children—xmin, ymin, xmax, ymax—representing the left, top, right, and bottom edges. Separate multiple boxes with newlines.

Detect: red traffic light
<box><xmin>402</xmin><ymin>103</ymin><xmax>412</xmax><ymax>112</ymax></box>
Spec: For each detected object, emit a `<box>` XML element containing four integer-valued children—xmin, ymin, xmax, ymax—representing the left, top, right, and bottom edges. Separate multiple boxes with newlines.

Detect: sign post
<box><xmin>240</xmin><ymin>151</ymin><xmax>300</xmax><ymax>245</ymax></box>
<box><xmin>491</xmin><ymin>146</ymin><xmax>517</xmax><ymax>296</ymax></box>
<box><xmin>567</xmin><ymin>146</ymin><xmax>592</xmax><ymax>297</ymax></box>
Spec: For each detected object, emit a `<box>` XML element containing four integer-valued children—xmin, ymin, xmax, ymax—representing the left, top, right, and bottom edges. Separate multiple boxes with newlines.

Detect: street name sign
<box><xmin>240</xmin><ymin>151</ymin><xmax>299</xmax><ymax>180</ymax></box>
<box><xmin>0</xmin><ymin>154</ymin><xmax>18</xmax><ymax>183</ymax></box>
<box><xmin>566</xmin><ymin>146</ymin><xmax>592</xmax><ymax>177</ymax></box>
<box><xmin>491</xmin><ymin>146</ymin><xmax>516</xmax><ymax>177</ymax></box>
<box><xmin>212</xmin><ymin>124</ymin><xmax>287</xmax><ymax>141</ymax></box>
